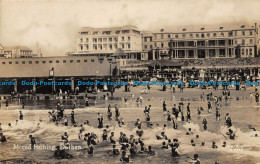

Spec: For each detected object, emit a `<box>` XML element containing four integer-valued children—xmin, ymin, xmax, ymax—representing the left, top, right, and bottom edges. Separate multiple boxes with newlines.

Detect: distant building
<box><xmin>3</xmin><ymin>46</ymin><xmax>36</xmax><ymax>58</ymax></box>
<box><xmin>71</xmin><ymin>25</ymin><xmax>148</xmax><ymax>60</ymax></box>
<box><xmin>0</xmin><ymin>44</ymin><xmax>4</xmax><ymax>58</ymax></box>
<box><xmin>144</xmin><ymin>23</ymin><xmax>259</xmax><ymax>60</ymax></box>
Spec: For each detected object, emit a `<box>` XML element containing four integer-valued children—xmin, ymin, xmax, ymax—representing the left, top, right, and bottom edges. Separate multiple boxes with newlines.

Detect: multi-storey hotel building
<box><xmin>72</xmin><ymin>25</ymin><xmax>148</xmax><ymax>60</ymax></box>
<box><xmin>143</xmin><ymin>24</ymin><xmax>259</xmax><ymax>60</ymax></box>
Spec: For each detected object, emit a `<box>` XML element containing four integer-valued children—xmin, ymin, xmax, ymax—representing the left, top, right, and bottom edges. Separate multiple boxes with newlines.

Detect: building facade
<box><xmin>3</xmin><ymin>46</ymin><xmax>35</xmax><ymax>58</ymax></box>
<box><xmin>74</xmin><ymin>25</ymin><xmax>148</xmax><ymax>60</ymax></box>
<box><xmin>143</xmin><ymin>24</ymin><xmax>259</xmax><ymax>60</ymax></box>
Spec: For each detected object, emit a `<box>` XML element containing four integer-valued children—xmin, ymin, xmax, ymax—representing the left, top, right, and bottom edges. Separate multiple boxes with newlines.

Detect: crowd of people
<box><xmin>0</xmin><ymin>85</ymin><xmax>259</xmax><ymax>163</ymax></box>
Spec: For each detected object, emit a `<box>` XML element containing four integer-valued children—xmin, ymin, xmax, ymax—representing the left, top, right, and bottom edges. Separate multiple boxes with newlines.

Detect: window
<box><xmin>250</xmin><ymin>31</ymin><xmax>253</xmax><ymax>35</ymax></box>
<box><xmin>98</xmin><ymin>38</ymin><xmax>102</xmax><ymax>42</ymax></box>
<box><xmin>207</xmin><ymin>33</ymin><xmax>210</xmax><ymax>37</ymax></box>
<box><xmin>122</xmin><ymin>30</ymin><xmax>129</xmax><ymax>34</ymax></box>
<box><xmin>249</xmin><ymin>48</ymin><xmax>252</xmax><ymax>56</ymax></box>
<box><xmin>201</xmin><ymin>33</ymin><xmax>205</xmax><ymax>38</ymax></box>
<box><xmin>175</xmin><ymin>34</ymin><xmax>178</xmax><ymax>38</ymax></box>
<box><xmin>242</xmin><ymin>31</ymin><xmax>245</xmax><ymax>36</ymax></box>
<box><xmin>250</xmin><ymin>39</ymin><xmax>253</xmax><ymax>44</ymax></box>
<box><xmin>84</xmin><ymin>59</ymin><xmax>87</xmax><ymax>62</ymax></box>
<box><xmin>161</xmin><ymin>34</ymin><xmax>164</xmax><ymax>39</ymax></box>
<box><xmin>109</xmin><ymin>44</ymin><xmax>112</xmax><ymax>50</ymax></box>
<box><xmin>77</xmin><ymin>60</ymin><xmax>80</xmax><ymax>63</ymax></box>
<box><xmin>103</xmin><ymin>31</ymin><xmax>111</xmax><ymax>35</ymax></box>
<box><xmin>242</xmin><ymin>39</ymin><xmax>245</xmax><ymax>45</ymax></box>
<box><xmin>42</xmin><ymin>61</ymin><xmax>46</xmax><ymax>64</ymax></box>
<box><xmin>234</xmin><ymin>40</ymin><xmax>237</xmax><ymax>45</ymax></box>
<box><xmin>114</xmin><ymin>37</ymin><xmax>118</xmax><ymax>42</ymax></box>
<box><xmin>128</xmin><ymin>37</ymin><xmax>130</xmax><ymax>41</ymax></box>
<box><xmin>35</xmin><ymin>61</ymin><xmax>39</xmax><ymax>64</ymax></box>
<box><xmin>154</xmin><ymin>34</ymin><xmax>157</xmax><ymax>39</ymax></box>
<box><xmin>128</xmin><ymin>44</ymin><xmax>131</xmax><ymax>49</ymax></box>
<box><xmin>161</xmin><ymin>43</ymin><xmax>164</xmax><ymax>48</ymax></box>
<box><xmin>93</xmin><ymin>45</ymin><xmax>97</xmax><ymax>50</ymax></box>
<box><xmin>234</xmin><ymin>31</ymin><xmax>237</xmax><ymax>36</ymax></box>
<box><xmin>63</xmin><ymin>60</ymin><xmax>66</xmax><ymax>63</ymax></box>
<box><xmin>221</xmin><ymin>32</ymin><xmax>224</xmax><ymax>36</ymax></box>
<box><xmin>182</xmin><ymin>34</ymin><xmax>186</xmax><ymax>38</ymax></box>
<box><xmin>168</xmin><ymin>34</ymin><xmax>171</xmax><ymax>38</ymax></box>
<box><xmin>115</xmin><ymin>30</ymin><xmax>120</xmax><ymax>34</ymax></box>
<box><xmin>56</xmin><ymin>60</ymin><xmax>59</xmax><ymax>63</ymax></box>
<box><xmin>49</xmin><ymin>61</ymin><xmax>52</xmax><ymax>63</ymax></box>
<box><xmin>109</xmin><ymin>38</ymin><xmax>112</xmax><ymax>42</ymax></box>
<box><xmin>190</xmin><ymin>34</ymin><xmax>193</xmax><ymax>38</ymax></box>
<box><xmin>196</xmin><ymin>33</ymin><xmax>199</xmax><ymax>38</ymax></box>
<box><xmin>22</xmin><ymin>61</ymin><xmax>25</xmax><ymax>64</ymax></box>
<box><xmin>242</xmin><ymin>49</ymin><xmax>244</xmax><ymax>55</ymax></box>
<box><xmin>122</xmin><ymin>37</ymin><xmax>124</xmax><ymax>41</ymax></box>
<box><xmin>86</xmin><ymin>38</ymin><xmax>88</xmax><ymax>42</ymax></box>
<box><xmin>144</xmin><ymin>38</ymin><xmax>147</xmax><ymax>42</ymax></box>
<box><xmin>8</xmin><ymin>62</ymin><xmax>12</xmax><ymax>64</ymax></box>
<box><xmin>29</xmin><ymin>61</ymin><xmax>32</xmax><ymax>64</ymax></box>
<box><xmin>213</xmin><ymin>33</ymin><xmax>216</xmax><ymax>37</ymax></box>
<box><xmin>86</xmin><ymin>44</ymin><xmax>89</xmax><ymax>50</ymax></box>
<box><xmin>122</xmin><ymin>44</ymin><xmax>124</xmax><ymax>49</ymax></box>
<box><xmin>80</xmin><ymin>38</ymin><xmax>83</xmax><ymax>43</ymax></box>
<box><xmin>70</xmin><ymin>60</ymin><xmax>73</xmax><ymax>63</ymax></box>
<box><xmin>91</xmin><ymin>59</ymin><xmax>95</xmax><ymax>62</ymax></box>
<box><xmin>144</xmin><ymin>45</ymin><xmax>147</xmax><ymax>49</ymax></box>
<box><xmin>2</xmin><ymin>62</ymin><xmax>5</xmax><ymax>64</ymax></box>
<box><xmin>103</xmin><ymin>38</ymin><xmax>107</xmax><ymax>42</ymax></box>
<box><xmin>15</xmin><ymin>61</ymin><xmax>19</xmax><ymax>64</ymax></box>
<box><xmin>150</xmin><ymin>45</ymin><xmax>152</xmax><ymax>49</ymax></box>
<box><xmin>93</xmin><ymin>38</ymin><xmax>97</xmax><ymax>43</ymax></box>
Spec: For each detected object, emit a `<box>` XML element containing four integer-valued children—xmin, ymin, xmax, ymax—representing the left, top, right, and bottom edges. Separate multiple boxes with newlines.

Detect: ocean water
<box><xmin>0</xmin><ymin>92</ymin><xmax>260</xmax><ymax>164</ymax></box>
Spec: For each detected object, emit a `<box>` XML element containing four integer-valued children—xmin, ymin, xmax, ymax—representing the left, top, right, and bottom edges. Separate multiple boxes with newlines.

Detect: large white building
<box><xmin>143</xmin><ymin>24</ymin><xmax>259</xmax><ymax>60</ymax></box>
<box><xmin>73</xmin><ymin>25</ymin><xmax>148</xmax><ymax>60</ymax></box>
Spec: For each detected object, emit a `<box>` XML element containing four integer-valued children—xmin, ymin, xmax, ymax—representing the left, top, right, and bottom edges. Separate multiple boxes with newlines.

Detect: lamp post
<box><xmin>95</xmin><ymin>70</ymin><xmax>99</xmax><ymax>93</ymax></box>
<box><xmin>49</xmin><ymin>67</ymin><xmax>55</xmax><ymax>94</ymax></box>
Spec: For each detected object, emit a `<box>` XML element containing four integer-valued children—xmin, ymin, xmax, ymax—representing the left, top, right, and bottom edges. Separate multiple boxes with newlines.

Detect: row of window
<box><xmin>80</xmin><ymin>43</ymin><xmax>132</xmax><ymax>51</ymax></box>
<box><xmin>80</xmin><ymin>36</ymin><xmax>131</xmax><ymax>43</ymax></box>
<box><xmin>1</xmin><ymin>59</ymin><xmax>95</xmax><ymax>65</ymax></box>
<box><xmin>144</xmin><ymin>38</ymin><xmax>254</xmax><ymax>49</ymax></box>
<box><xmin>81</xmin><ymin>29</ymin><xmax>140</xmax><ymax>36</ymax></box>
<box><xmin>153</xmin><ymin>30</ymin><xmax>254</xmax><ymax>40</ymax></box>
<box><xmin>241</xmin><ymin>48</ymin><xmax>253</xmax><ymax>56</ymax></box>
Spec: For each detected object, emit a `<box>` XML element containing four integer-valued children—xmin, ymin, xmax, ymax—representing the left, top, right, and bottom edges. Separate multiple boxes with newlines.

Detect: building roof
<box><xmin>4</xmin><ymin>46</ymin><xmax>32</xmax><ymax>51</ymax></box>
<box><xmin>152</xmin><ymin>23</ymin><xmax>258</xmax><ymax>34</ymax></box>
<box><xmin>79</xmin><ymin>25</ymin><xmax>140</xmax><ymax>35</ymax></box>
<box><xmin>0</xmin><ymin>44</ymin><xmax>4</xmax><ymax>50</ymax></box>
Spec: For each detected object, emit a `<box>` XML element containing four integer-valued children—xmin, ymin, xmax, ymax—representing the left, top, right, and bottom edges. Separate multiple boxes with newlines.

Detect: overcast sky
<box><xmin>0</xmin><ymin>0</ymin><xmax>260</xmax><ymax>56</ymax></box>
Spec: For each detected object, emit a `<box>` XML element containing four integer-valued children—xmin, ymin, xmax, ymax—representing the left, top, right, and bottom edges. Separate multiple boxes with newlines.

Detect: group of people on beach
<box><xmin>0</xmin><ymin>85</ymin><xmax>259</xmax><ymax>164</ymax></box>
